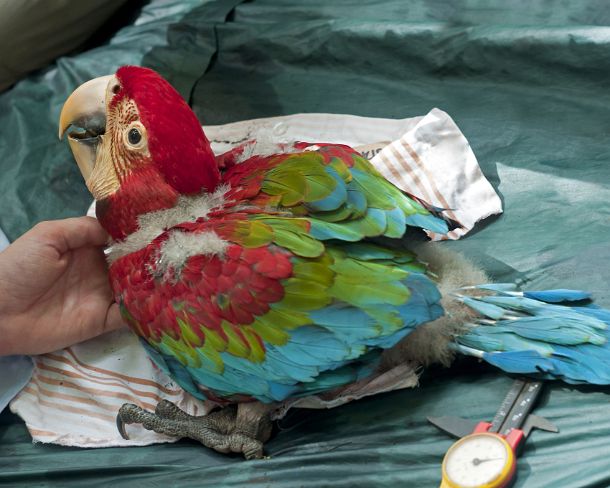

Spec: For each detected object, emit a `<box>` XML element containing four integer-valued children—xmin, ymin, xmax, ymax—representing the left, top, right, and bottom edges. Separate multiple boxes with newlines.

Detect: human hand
<box><xmin>0</xmin><ymin>217</ymin><xmax>125</xmax><ymax>355</ymax></box>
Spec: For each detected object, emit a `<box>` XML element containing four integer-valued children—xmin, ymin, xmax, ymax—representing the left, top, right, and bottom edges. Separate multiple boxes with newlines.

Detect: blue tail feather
<box><xmin>524</xmin><ymin>289</ymin><xmax>592</xmax><ymax>303</ymax></box>
<box><xmin>456</xmin><ymin>284</ymin><xmax>610</xmax><ymax>384</ymax></box>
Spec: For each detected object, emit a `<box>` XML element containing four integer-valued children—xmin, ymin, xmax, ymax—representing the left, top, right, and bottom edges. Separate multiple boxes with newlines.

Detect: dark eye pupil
<box><xmin>128</xmin><ymin>128</ymin><xmax>141</xmax><ymax>145</ymax></box>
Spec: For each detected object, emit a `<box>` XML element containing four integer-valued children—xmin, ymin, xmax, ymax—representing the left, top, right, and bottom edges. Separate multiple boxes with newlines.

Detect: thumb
<box><xmin>35</xmin><ymin>217</ymin><xmax>109</xmax><ymax>256</ymax></box>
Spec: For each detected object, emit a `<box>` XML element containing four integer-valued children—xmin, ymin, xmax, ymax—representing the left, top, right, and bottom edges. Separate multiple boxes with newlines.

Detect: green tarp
<box><xmin>1</xmin><ymin>1</ymin><xmax>609</xmax><ymax>486</ymax></box>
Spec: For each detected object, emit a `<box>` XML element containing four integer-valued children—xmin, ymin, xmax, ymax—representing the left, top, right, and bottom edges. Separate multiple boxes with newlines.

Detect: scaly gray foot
<box><xmin>117</xmin><ymin>400</ymin><xmax>272</xmax><ymax>460</ymax></box>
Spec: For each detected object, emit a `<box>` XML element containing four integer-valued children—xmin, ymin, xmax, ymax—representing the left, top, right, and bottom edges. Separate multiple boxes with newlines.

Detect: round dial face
<box><xmin>443</xmin><ymin>433</ymin><xmax>512</xmax><ymax>487</ymax></box>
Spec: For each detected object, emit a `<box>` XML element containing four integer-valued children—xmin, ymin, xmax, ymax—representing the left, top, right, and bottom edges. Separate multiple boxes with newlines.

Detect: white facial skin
<box><xmin>60</xmin><ymin>75</ymin><xmax>152</xmax><ymax>200</ymax></box>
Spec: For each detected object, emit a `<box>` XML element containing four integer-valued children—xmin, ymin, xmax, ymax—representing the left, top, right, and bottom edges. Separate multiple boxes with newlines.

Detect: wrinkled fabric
<box><xmin>0</xmin><ymin>0</ymin><xmax>609</xmax><ymax>487</ymax></box>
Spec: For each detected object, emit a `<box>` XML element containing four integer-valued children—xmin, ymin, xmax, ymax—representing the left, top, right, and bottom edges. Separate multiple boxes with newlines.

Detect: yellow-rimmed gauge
<box><xmin>429</xmin><ymin>380</ymin><xmax>559</xmax><ymax>488</ymax></box>
<box><xmin>440</xmin><ymin>432</ymin><xmax>515</xmax><ymax>488</ymax></box>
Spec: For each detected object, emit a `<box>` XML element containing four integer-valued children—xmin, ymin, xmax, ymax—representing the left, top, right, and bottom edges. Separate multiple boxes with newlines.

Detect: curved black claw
<box><xmin>117</xmin><ymin>414</ymin><xmax>129</xmax><ymax>440</ymax></box>
<box><xmin>116</xmin><ymin>403</ymin><xmax>140</xmax><ymax>440</ymax></box>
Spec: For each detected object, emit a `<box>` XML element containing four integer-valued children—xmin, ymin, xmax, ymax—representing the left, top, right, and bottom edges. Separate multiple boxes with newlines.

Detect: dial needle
<box><xmin>472</xmin><ymin>457</ymin><xmax>503</xmax><ymax>466</ymax></box>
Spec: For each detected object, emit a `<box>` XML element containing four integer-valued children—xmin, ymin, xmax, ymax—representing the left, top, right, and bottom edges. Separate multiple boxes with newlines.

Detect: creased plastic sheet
<box><xmin>1</xmin><ymin>0</ymin><xmax>610</xmax><ymax>487</ymax></box>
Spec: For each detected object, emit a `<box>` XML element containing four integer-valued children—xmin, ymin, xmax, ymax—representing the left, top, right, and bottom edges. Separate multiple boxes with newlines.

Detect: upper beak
<box><xmin>58</xmin><ymin>75</ymin><xmax>113</xmax><ymax>181</ymax></box>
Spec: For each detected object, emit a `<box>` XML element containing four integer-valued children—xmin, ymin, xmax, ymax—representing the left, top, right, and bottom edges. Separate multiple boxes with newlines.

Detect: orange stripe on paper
<box><xmin>66</xmin><ymin>347</ymin><xmax>179</xmax><ymax>393</ymax></box>
<box><xmin>43</xmin><ymin>349</ymin><xmax>180</xmax><ymax>395</ymax></box>
<box><xmin>34</xmin><ymin>374</ymin><xmax>155</xmax><ymax>411</ymax></box>
<box><xmin>388</xmin><ymin>143</ymin><xmax>437</xmax><ymax>206</ymax></box>
<box><xmin>378</xmin><ymin>144</ymin><xmax>457</xmax><ymax>240</ymax></box>
<box><xmin>376</xmin><ymin>150</ymin><xmax>405</xmax><ymax>186</ymax></box>
<box><xmin>400</xmin><ymin>140</ymin><xmax>461</xmax><ymax>226</ymax></box>
<box><xmin>20</xmin><ymin>386</ymin><xmax>114</xmax><ymax>422</ymax></box>
<box><xmin>28</xmin><ymin>428</ymin><xmax>58</xmax><ymax>437</ymax></box>
<box><xmin>36</xmin><ymin>359</ymin><xmax>177</xmax><ymax>402</ymax></box>
<box><xmin>33</xmin><ymin>373</ymin><xmax>157</xmax><ymax>412</ymax></box>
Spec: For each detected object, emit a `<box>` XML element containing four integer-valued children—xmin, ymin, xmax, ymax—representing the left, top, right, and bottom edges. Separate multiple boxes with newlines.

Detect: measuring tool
<box><xmin>429</xmin><ymin>379</ymin><xmax>558</xmax><ymax>488</ymax></box>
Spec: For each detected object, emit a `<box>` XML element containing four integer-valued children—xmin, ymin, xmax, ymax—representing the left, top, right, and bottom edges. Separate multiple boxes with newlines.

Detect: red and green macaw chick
<box><xmin>59</xmin><ymin>67</ymin><xmax>610</xmax><ymax>459</ymax></box>
<box><xmin>58</xmin><ymin>66</ymin><xmax>449</xmax><ymax>458</ymax></box>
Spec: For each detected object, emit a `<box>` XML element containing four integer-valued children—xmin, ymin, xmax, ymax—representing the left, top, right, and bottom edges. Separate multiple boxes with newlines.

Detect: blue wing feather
<box><xmin>306</xmin><ymin>166</ymin><xmax>348</xmax><ymax>212</ymax></box>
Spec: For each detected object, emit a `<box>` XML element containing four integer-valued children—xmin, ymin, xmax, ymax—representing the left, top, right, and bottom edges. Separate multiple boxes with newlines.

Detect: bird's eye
<box><xmin>128</xmin><ymin>128</ymin><xmax>141</xmax><ymax>145</ymax></box>
<box><xmin>123</xmin><ymin>122</ymin><xmax>147</xmax><ymax>150</ymax></box>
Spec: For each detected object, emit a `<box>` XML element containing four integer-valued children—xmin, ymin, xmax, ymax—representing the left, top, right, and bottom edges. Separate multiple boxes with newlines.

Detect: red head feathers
<box><xmin>115</xmin><ymin>66</ymin><xmax>220</xmax><ymax>195</ymax></box>
<box><xmin>60</xmin><ymin>66</ymin><xmax>222</xmax><ymax>241</ymax></box>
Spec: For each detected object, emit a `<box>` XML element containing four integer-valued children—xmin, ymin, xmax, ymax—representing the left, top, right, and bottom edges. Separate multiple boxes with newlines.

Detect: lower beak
<box><xmin>67</xmin><ymin>134</ymin><xmax>102</xmax><ymax>182</ymax></box>
<box><xmin>59</xmin><ymin>75</ymin><xmax>113</xmax><ymax>181</ymax></box>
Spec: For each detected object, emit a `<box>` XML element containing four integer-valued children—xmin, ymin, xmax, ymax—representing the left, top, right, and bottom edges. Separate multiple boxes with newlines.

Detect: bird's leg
<box><xmin>117</xmin><ymin>400</ymin><xmax>274</xmax><ymax>460</ymax></box>
<box><xmin>233</xmin><ymin>401</ymin><xmax>274</xmax><ymax>451</ymax></box>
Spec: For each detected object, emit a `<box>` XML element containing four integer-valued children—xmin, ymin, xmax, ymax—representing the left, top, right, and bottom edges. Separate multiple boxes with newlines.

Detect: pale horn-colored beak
<box><xmin>58</xmin><ymin>75</ymin><xmax>114</xmax><ymax>181</ymax></box>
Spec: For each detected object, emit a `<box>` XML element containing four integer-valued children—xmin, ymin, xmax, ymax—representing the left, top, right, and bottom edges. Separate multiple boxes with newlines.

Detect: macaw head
<box><xmin>59</xmin><ymin>66</ymin><xmax>220</xmax><ymax>240</ymax></box>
